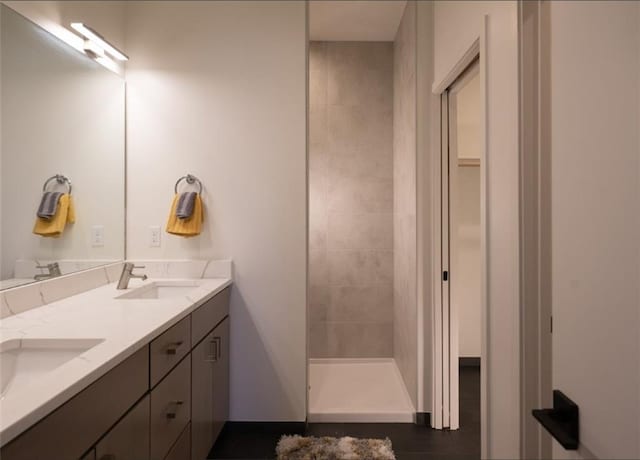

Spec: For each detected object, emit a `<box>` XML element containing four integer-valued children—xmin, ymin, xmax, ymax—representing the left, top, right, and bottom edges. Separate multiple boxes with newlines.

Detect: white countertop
<box><xmin>0</xmin><ymin>277</ymin><xmax>232</xmax><ymax>446</ymax></box>
<box><xmin>0</xmin><ymin>279</ymin><xmax>35</xmax><ymax>291</ymax></box>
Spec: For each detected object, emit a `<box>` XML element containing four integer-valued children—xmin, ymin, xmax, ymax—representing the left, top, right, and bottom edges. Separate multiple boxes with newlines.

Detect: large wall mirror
<box><xmin>0</xmin><ymin>4</ymin><xmax>125</xmax><ymax>290</ymax></box>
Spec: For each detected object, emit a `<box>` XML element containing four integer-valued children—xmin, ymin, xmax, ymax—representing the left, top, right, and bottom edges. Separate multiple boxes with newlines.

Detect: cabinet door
<box><xmin>191</xmin><ymin>330</ymin><xmax>216</xmax><ymax>460</ymax></box>
<box><xmin>212</xmin><ymin>317</ymin><xmax>229</xmax><ymax>442</ymax></box>
<box><xmin>150</xmin><ymin>358</ymin><xmax>191</xmax><ymax>460</ymax></box>
<box><xmin>95</xmin><ymin>395</ymin><xmax>150</xmax><ymax>460</ymax></box>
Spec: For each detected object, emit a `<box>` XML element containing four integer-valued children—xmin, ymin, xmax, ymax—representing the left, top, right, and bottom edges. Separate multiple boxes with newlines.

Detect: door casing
<box><xmin>431</xmin><ymin>18</ymin><xmax>488</xmax><ymax>458</ymax></box>
<box><xmin>518</xmin><ymin>1</ymin><xmax>553</xmax><ymax>459</ymax></box>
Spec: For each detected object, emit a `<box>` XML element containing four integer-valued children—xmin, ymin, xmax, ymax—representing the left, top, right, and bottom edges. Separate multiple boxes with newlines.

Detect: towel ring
<box><xmin>174</xmin><ymin>174</ymin><xmax>202</xmax><ymax>194</ymax></box>
<box><xmin>43</xmin><ymin>174</ymin><xmax>72</xmax><ymax>195</ymax></box>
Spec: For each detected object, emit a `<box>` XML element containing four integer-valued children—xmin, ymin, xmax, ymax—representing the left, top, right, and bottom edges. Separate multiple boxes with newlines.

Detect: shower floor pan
<box><xmin>308</xmin><ymin>358</ymin><xmax>415</xmax><ymax>423</ymax></box>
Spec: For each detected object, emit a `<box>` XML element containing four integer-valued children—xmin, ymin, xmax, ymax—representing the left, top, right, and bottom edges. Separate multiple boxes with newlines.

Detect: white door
<box><xmin>546</xmin><ymin>2</ymin><xmax>640</xmax><ymax>458</ymax></box>
<box><xmin>439</xmin><ymin>60</ymin><xmax>481</xmax><ymax>431</ymax></box>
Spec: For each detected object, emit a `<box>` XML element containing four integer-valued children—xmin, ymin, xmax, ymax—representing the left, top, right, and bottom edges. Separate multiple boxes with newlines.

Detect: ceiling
<box><xmin>309</xmin><ymin>1</ymin><xmax>407</xmax><ymax>42</ymax></box>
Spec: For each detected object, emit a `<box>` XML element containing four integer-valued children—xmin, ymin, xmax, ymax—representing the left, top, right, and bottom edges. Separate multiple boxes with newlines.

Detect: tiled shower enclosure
<box><xmin>308</xmin><ymin>41</ymin><xmax>394</xmax><ymax>359</ymax></box>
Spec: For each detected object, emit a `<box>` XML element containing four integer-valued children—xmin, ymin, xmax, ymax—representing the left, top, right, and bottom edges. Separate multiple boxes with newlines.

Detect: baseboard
<box><xmin>224</xmin><ymin>421</ymin><xmax>306</xmax><ymax>434</ymax></box>
<box><xmin>415</xmin><ymin>412</ymin><xmax>431</xmax><ymax>426</ymax></box>
<box><xmin>459</xmin><ymin>357</ymin><xmax>480</xmax><ymax>368</ymax></box>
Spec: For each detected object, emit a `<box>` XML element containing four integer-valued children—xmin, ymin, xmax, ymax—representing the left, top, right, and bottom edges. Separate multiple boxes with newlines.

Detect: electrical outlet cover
<box><xmin>150</xmin><ymin>226</ymin><xmax>161</xmax><ymax>247</ymax></box>
<box><xmin>91</xmin><ymin>226</ymin><xmax>104</xmax><ymax>247</ymax></box>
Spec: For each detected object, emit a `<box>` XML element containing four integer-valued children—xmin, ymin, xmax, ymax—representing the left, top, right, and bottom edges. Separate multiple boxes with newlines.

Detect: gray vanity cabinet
<box><xmin>95</xmin><ymin>395</ymin><xmax>150</xmax><ymax>460</ymax></box>
<box><xmin>0</xmin><ymin>287</ymin><xmax>230</xmax><ymax>460</ymax></box>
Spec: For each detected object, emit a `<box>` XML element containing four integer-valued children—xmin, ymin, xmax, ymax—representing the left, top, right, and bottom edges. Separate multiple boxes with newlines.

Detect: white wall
<box><xmin>456</xmin><ymin>73</ymin><xmax>481</xmax><ymax>161</ymax></box>
<box><xmin>454</xmin><ymin>167</ymin><xmax>481</xmax><ymax>358</ymax></box>
<box><xmin>453</xmin><ymin>72</ymin><xmax>481</xmax><ymax>358</ymax></box>
<box><xmin>549</xmin><ymin>2</ymin><xmax>640</xmax><ymax>458</ymax></box>
<box><xmin>433</xmin><ymin>1</ymin><xmax>520</xmax><ymax>457</ymax></box>
<box><xmin>124</xmin><ymin>1</ymin><xmax>307</xmax><ymax>421</ymax></box>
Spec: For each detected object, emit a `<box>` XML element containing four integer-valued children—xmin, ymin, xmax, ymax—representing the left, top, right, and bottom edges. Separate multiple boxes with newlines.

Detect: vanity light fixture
<box><xmin>70</xmin><ymin>23</ymin><xmax>129</xmax><ymax>61</ymax></box>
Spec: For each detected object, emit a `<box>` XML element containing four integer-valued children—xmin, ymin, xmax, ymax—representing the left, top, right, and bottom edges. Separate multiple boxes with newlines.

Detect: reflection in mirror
<box><xmin>0</xmin><ymin>5</ymin><xmax>125</xmax><ymax>290</ymax></box>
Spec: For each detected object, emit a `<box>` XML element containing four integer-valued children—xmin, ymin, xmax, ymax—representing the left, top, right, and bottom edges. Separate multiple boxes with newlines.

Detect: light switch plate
<box><xmin>91</xmin><ymin>226</ymin><xmax>104</xmax><ymax>247</ymax></box>
<box><xmin>149</xmin><ymin>226</ymin><xmax>161</xmax><ymax>247</ymax></box>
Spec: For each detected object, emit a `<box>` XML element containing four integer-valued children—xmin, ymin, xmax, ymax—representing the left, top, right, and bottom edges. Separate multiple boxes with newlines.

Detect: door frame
<box><xmin>430</xmin><ymin>16</ymin><xmax>488</xmax><ymax>455</ymax></box>
<box><xmin>518</xmin><ymin>1</ymin><xmax>552</xmax><ymax>458</ymax></box>
<box><xmin>444</xmin><ymin>61</ymin><xmax>481</xmax><ymax>431</ymax></box>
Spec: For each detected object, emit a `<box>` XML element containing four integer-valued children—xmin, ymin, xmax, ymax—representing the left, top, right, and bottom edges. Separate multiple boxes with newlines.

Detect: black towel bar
<box><xmin>532</xmin><ymin>390</ymin><xmax>579</xmax><ymax>450</ymax></box>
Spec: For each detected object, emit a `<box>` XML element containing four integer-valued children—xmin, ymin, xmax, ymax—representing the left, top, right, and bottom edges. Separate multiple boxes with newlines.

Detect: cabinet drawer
<box><xmin>96</xmin><ymin>395</ymin><xmax>150</xmax><ymax>460</ymax></box>
<box><xmin>0</xmin><ymin>347</ymin><xmax>148</xmax><ymax>460</ymax></box>
<box><xmin>150</xmin><ymin>316</ymin><xmax>190</xmax><ymax>388</ymax></box>
<box><xmin>150</xmin><ymin>357</ymin><xmax>191</xmax><ymax>460</ymax></box>
<box><xmin>164</xmin><ymin>424</ymin><xmax>191</xmax><ymax>460</ymax></box>
<box><xmin>191</xmin><ymin>287</ymin><xmax>230</xmax><ymax>346</ymax></box>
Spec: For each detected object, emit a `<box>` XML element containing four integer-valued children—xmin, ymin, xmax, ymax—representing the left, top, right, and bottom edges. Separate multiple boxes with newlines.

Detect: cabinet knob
<box><xmin>166</xmin><ymin>400</ymin><xmax>184</xmax><ymax>419</ymax></box>
<box><xmin>165</xmin><ymin>341</ymin><xmax>184</xmax><ymax>355</ymax></box>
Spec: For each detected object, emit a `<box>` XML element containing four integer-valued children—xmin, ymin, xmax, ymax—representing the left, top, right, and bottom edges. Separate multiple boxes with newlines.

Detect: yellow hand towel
<box><xmin>166</xmin><ymin>193</ymin><xmax>204</xmax><ymax>237</ymax></box>
<box><xmin>33</xmin><ymin>194</ymin><xmax>75</xmax><ymax>238</ymax></box>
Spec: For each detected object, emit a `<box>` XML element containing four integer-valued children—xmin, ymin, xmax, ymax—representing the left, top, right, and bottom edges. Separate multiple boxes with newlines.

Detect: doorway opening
<box><xmin>437</xmin><ymin>59</ymin><xmax>483</xmax><ymax>431</ymax></box>
<box><xmin>306</xmin><ymin>0</ymin><xmax>417</xmax><ymax>423</ymax></box>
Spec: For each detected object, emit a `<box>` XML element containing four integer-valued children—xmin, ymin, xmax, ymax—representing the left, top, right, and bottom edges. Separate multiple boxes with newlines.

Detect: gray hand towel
<box><xmin>37</xmin><ymin>192</ymin><xmax>63</xmax><ymax>220</ymax></box>
<box><xmin>176</xmin><ymin>192</ymin><xmax>197</xmax><ymax>219</ymax></box>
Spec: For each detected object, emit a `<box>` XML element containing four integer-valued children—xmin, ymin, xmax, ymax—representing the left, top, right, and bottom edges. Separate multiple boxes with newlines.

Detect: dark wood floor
<box><xmin>209</xmin><ymin>366</ymin><xmax>480</xmax><ymax>460</ymax></box>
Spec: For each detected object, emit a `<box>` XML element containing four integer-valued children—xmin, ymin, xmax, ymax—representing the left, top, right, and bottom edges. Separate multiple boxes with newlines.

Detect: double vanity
<box><xmin>0</xmin><ymin>262</ymin><xmax>232</xmax><ymax>460</ymax></box>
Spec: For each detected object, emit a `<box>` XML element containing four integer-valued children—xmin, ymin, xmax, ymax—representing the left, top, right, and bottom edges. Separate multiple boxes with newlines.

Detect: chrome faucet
<box><xmin>117</xmin><ymin>263</ymin><xmax>148</xmax><ymax>289</ymax></box>
<box><xmin>34</xmin><ymin>262</ymin><xmax>62</xmax><ymax>281</ymax></box>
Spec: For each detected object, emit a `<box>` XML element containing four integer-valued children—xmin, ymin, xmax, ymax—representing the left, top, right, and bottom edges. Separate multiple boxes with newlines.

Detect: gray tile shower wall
<box><xmin>309</xmin><ymin>41</ymin><xmax>394</xmax><ymax>358</ymax></box>
<box><xmin>393</xmin><ymin>2</ymin><xmax>418</xmax><ymax>408</ymax></box>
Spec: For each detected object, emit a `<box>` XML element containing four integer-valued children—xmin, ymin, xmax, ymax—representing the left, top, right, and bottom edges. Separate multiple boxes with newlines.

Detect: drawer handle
<box><xmin>166</xmin><ymin>400</ymin><xmax>184</xmax><ymax>419</ymax></box>
<box><xmin>205</xmin><ymin>337</ymin><xmax>220</xmax><ymax>363</ymax></box>
<box><xmin>165</xmin><ymin>341</ymin><xmax>184</xmax><ymax>355</ymax></box>
<box><xmin>99</xmin><ymin>456</ymin><xmax>116</xmax><ymax>460</ymax></box>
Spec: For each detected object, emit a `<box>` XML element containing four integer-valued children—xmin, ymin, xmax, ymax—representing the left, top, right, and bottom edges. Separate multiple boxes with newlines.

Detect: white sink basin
<box><xmin>0</xmin><ymin>338</ymin><xmax>104</xmax><ymax>399</ymax></box>
<box><xmin>116</xmin><ymin>280</ymin><xmax>205</xmax><ymax>300</ymax></box>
